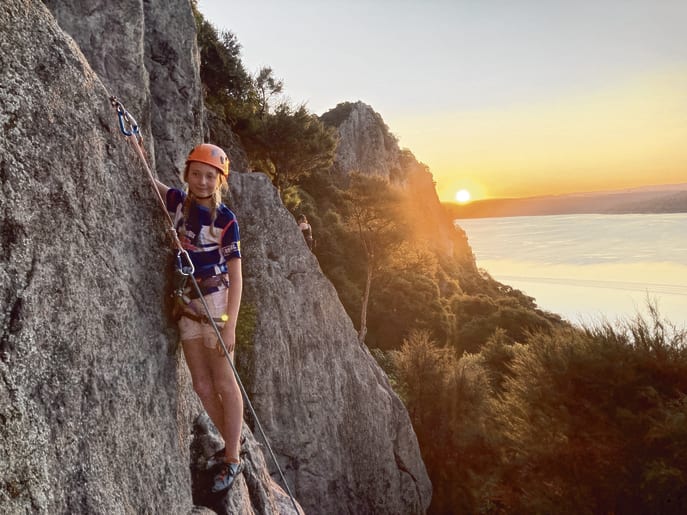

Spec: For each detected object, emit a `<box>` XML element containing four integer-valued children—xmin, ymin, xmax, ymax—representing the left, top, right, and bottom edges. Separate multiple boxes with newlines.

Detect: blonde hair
<box><xmin>180</xmin><ymin>164</ymin><xmax>229</xmax><ymax>237</ymax></box>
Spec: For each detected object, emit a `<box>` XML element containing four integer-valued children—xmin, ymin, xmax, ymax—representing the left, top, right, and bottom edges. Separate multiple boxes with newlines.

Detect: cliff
<box><xmin>321</xmin><ymin>101</ymin><xmax>404</xmax><ymax>182</ymax></box>
<box><xmin>1</xmin><ymin>1</ymin><xmax>430</xmax><ymax>514</ymax></box>
<box><xmin>322</xmin><ymin>101</ymin><xmax>475</xmax><ymax>265</ymax></box>
<box><xmin>0</xmin><ymin>1</ymin><xmax>197</xmax><ymax>512</ymax></box>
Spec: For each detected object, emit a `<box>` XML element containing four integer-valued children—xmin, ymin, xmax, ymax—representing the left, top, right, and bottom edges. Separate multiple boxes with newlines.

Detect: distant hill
<box><xmin>445</xmin><ymin>184</ymin><xmax>687</xmax><ymax>219</ymax></box>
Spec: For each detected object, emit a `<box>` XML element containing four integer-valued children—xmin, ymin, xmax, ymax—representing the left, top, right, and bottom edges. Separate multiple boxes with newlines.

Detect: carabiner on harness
<box><xmin>176</xmin><ymin>249</ymin><xmax>195</xmax><ymax>276</ymax></box>
<box><xmin>172</xmin><ymin>250</ymin><xmax>194</xmax><ymax>306</ymax></box>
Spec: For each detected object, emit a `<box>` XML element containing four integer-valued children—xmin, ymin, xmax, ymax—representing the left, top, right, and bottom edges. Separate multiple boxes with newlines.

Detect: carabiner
<box><xmin>176</xmin><ymin>249</ymin><xmax>195</xmax><ymax>277</ymax></box>
<box><xmin>109</xmin><ymin>96</ymin><xmax>140</xmax><ymax>138</ymax></box>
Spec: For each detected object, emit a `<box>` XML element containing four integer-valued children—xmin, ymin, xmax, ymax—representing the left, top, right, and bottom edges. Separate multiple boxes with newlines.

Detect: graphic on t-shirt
<box><xmin>165</xmin><ymin>188</ymin><xmax>241</xmax><ymax>277</ymax></box>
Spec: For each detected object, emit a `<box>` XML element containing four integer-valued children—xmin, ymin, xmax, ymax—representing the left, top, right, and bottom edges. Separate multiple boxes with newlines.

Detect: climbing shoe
<box><xmin>206</xmin><ymin>447</ymin><xmax>226</xmax><ymax>470</ymax></box>
<box><xmin>211</xmin><ymin>460</ymin><xmax>242</xmax><ymax>493</ymax></box>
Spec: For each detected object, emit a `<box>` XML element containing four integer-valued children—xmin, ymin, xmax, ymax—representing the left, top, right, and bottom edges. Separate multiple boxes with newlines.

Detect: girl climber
<box><xmin>155</xmin><ymin>143</ymin><xmax>243</xmax><ymax>493</ymax></box>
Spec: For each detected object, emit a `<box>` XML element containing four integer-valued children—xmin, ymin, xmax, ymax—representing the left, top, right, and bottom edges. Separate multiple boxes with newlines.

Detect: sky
<box><xmin>197</xmin><ymin>0</ymin><xmax>687</xmax><ymax>201</ymax></box>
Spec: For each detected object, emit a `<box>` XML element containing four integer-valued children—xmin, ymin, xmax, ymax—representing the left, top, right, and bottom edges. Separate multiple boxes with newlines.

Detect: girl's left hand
<box><xmin>218</xmin><ymin>329</ymin><xmax>236</xmax><ymax>355</ymax></box>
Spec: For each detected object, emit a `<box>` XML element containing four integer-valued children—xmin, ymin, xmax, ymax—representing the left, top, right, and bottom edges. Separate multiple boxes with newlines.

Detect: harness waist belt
<box><xmin>187</xmin><ymin>273</ymin><xmax>229</xmax><ymax>299</ymax></box>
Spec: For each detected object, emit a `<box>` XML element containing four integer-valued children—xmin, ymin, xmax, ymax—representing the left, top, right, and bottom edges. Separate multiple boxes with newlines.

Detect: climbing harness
<box><xmin>110</xmin><ymin>96</ymin><xmax>302</xmax><ymax>514</ymax></box>
<box><xmin>172</xmin><ymin>267</ymin><xmax>230</xmax><ymax>325</ymax></box>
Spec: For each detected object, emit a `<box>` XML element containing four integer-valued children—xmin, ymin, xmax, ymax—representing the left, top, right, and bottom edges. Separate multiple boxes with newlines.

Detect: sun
<box><xmin>455</xmin><ymin>189</ymin><xmax>471</xmax><ymax>203</ymax></box>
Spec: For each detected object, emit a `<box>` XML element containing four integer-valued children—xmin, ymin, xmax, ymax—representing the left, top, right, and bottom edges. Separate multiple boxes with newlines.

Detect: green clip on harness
<box><xmin>110</xmin><ymin>96</ymin><xmax>302</xmax><ymax>514</ymax></box>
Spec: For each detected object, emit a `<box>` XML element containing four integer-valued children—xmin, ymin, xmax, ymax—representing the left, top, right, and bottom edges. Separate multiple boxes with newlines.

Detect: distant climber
<box><xmin>297</xmin><ymin>214</ymin><xmax>314</xmax><ymax>251</ymax></box>
<box><xmin>155</xmin><ymin>143</ymin><xmax>243</xmax><ymax>494</ymax></box>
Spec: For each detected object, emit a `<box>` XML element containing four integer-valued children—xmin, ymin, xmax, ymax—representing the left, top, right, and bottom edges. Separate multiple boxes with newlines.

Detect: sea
<box><xmin>456</xmin><ymin>213</ymin><xmax>687</xmax><ymax>328</ymax></box>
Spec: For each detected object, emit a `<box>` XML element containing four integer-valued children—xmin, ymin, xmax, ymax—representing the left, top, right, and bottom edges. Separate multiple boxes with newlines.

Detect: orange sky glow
<box><xmin>198</xmin><ymin>0</ymin><xmax>687</xmax><ymax>203</ymax></box>
<box><xmin>392</xmin><ymin>70</ymin><xmax>687</xmax><ymax>202</ymax></box>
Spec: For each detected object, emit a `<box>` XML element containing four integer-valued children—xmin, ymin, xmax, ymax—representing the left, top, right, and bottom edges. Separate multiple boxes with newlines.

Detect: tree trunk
<box><xmin>358</xmin><ymin>266</ymin><xmax>373</xmax><ymax>345</ymax></box>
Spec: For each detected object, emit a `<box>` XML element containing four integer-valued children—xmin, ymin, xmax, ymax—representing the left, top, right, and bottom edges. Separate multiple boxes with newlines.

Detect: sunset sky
<box><xmin>197</xmin><ymin>0</ymin><xmax>687</xmax><ymax>201</ymax></box>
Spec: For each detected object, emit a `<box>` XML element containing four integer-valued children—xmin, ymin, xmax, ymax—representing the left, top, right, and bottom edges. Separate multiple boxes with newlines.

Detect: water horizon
<box><xmin>457</xmin><ymin>213</ymin><xmax>687</xmax><ymax>328</ymax></box>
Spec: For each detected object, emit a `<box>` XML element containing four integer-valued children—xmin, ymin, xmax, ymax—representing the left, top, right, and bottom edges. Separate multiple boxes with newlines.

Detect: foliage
<box><xmin>192</xmin><ymin>4</ymin><xmax>253</xmax><ymax>121</ymax></box>
<box><xmin>488</xmin><ymin>313</ymin><xmax>687</xmax><ymax>513</ymax></box>
<box><xmin>320</xmin><ymin>101</ymin><xmax>356</xmax><ymax>128</ymax></box>
<box><xmin>234</xmin><ymin>302</ymin><xmax>258</xmax><ymax>391</ymax></box>
<box><xmin>367</xmin><ymin>270</ymin><xmax>446</xmax><ymax>348</ymax></box>
<box><xmin>254</xmin><ymin>66</ymin><xmax>283</xmax><ymax>118</ymax></box>
<box><xmin>390</xmin><ymin>309</ymin><xmax>687</xmax><ymax>513</ymax></box>
<box><xmin>193</xmin><ymin>8</ymin><xmax>337</xmax><ymax>194</ymax></box>
<box><xmin>451</xmin><ymin>294</ymin><xmax>555</xmax><ymax>354</ymax></box>
<box><xmin>369</xmin><ymin>347</ymin><xmax>399</xmax><ymax>388</ymax></box>
<box><xmin>392</xmin><ymin>331</ymin><xmax>498</xmax><ymax>514</ymax></box>
<box><xmin>242</xmin><ymin>102</ymin><xmax>338</xmax><ymax>192</ymax></box>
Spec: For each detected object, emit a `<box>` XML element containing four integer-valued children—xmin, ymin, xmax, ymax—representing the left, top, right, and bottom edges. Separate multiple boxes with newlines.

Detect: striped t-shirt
<box><xmin>166</xmin><ymin>189</ymin><xmax>241</xmax><ymax>278</ymax></box>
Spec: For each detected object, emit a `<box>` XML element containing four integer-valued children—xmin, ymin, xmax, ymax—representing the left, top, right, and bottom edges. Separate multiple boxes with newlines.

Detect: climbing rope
<box><xmin>110</xmin><ymin>96</ymin><xmax>302</xmax><ymax>514</ymax></box>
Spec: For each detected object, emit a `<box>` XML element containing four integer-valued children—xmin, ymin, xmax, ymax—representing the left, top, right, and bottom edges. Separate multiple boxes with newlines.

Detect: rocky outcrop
<box><xmin>0</xmin><ymin>1</ymin><xmax>291</xmax><ymax>514</ymax></box>
<box><xmin>322</xmin><ymin>101</ymin><xmax>404</xmax><ymax>182</ymax></box>
<box><xmin>323</xmin><ymin>100</ymin><xmax>474</xmax><ymax>264</ymax></box>
<box><xmin>0</xmin><ymin>1</ymin><xmax>192</xmax><ymax>512</ymax></box>
<box><xmin>228</xmin><ymin>172</ymin><xmax>432</xmax><ymax>514</ymax></box>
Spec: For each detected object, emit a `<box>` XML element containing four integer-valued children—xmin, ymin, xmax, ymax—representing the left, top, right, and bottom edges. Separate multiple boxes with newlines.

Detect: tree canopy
<box><xmin>242</xmin><ymin>102</ymin><xmax>337</xmax><ymax>192</ymax></box>
<box><xmin>192</xmin><ymin>8</ymin><xmax>336</xmax><ymax>194</ymax></box>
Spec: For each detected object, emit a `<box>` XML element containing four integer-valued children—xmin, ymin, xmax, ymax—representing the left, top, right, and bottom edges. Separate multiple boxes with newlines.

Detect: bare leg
<box><xmin>209</xmin><ymin>351</ymin><xmax>243</xmax><ymax>462</ymax></box>
<box><xmin>182</xmin><ymin>338</ymin><xmax>227</xmax><ymax>443</ymax></box>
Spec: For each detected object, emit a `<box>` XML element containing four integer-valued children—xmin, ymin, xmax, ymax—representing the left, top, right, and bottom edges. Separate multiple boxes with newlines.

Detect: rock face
<box><xmin>2</xmin><ymin>2</ymin><xmax>431</xmax><ymax>515</ymax></box>
<box><xmin>228</xmin><ymin>172</ymin><xmax>432</xmax><ymax>514</ymax></box>
<box><xmin>323</xmin><ymin>101</ymin><xmax>404</xmax><ymax>182</ymax></box>
<box><xmin>0</xmin><ymin>1</ymin><xmax>191</xmax><ymax>512</ymax></box>
<box><xmin>205</xmin><ymin>107</ymin><xmax>250</xmax><ymax>173</ymax></box>
<box><xmin>42</xmin><ymin>0</ymin><xmax>204</xmax><ymax>184</ymax></box>
<box><xmin>323</xmin><ymin>100</ymin><xmax>474</xmax><ymax>263</ymax></box>
<box><xmin>0</xmin><ymin>1</ymin><xmax>292</xmax><ymax>514</ymax></box>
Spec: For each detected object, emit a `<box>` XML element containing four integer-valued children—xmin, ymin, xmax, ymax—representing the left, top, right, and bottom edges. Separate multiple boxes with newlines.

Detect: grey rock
<box><xmin>43</xmin><ymin>0</ymin><xmax>204</xmax><ymax>185</ymax></box>
<box><xmin>0</xmin><ymin>1</ymin><xmax>192</xmax><ymax>512</ymax></box>
<box><xmin>327</xmin><ymin>101</ymin><xmax>404</xmax><ymax>183</ymax></box>
<box><xmin>205</xmin><ymin>107</ymin><xmax>250</xmax><ymax>173</ymax></box>
<box><xmin>325</xmin><ymin>100</ymin><xmax>474</xmax><ymax>264</ymax></box>
<box><xmin>142</xmin><ymin>0</ymin><xmax>205</xmax><ymax>184</ymax></box>
<box><xmin>0</xmin><ymin>1</ymin><xmax>293</xmax><ymax>514</ymax></box>
<box><xmin>190</xmin><ymin>413</ymin><xmax>302</xmax><ymax>515</ymax></box>
<box><xmin>43</xmin><ymin>0</ymin><xmax>154</xmax><ymax>143</ymax></box>
<box><xmin>228</xmin><ymin>172</ymin><xmax>432</xmax><ymax>514</ymax></box>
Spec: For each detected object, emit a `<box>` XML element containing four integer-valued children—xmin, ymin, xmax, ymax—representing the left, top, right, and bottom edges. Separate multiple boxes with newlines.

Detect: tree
<box><xmin>192</xmin><ymin>7</ymin><xmax>252</xmax><ymax>109</ymax></box>
<box><xmin>254</xmin><ymin>66</ymin><xmax>283</xmax><ymax>118</ymax></box>
<box><xmin>392</xmin><ymin>330</ymin><xmax>497</xmax><ymax>514</ymax></box>
<box><xmin>245</xmin><ymin>102</ymin><xmax>337</xmax><ymax>192</ymax></box>
<box><xmin>343</xmin><ymin>174</ymin><xmax>406</xmax><ymax>344</ymax></box>
<box><xmin>490</xmin><ymin>313</ymin><xmax>687</xmax><ymax>513</ymax></box>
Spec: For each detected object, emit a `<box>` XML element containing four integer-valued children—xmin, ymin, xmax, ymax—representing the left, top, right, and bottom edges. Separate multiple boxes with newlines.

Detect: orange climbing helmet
<box><xmin>186</xmin><ymin>143</ymin><xmax>230</xmax><ymax>177</ymax></box>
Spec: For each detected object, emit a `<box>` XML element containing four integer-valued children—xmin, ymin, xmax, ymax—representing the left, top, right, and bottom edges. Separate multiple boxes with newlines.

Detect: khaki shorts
<box><xmin>178</xmin><ymin>289</ymin><xmax>227</xmax><ymax>349</ymax></box>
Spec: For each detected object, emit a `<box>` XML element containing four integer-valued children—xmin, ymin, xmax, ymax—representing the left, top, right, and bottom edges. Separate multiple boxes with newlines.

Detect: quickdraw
<box><xmin>110</xmin><ymin>96</ymin><xmax>302</xmax><ymax>514</ymax></box>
